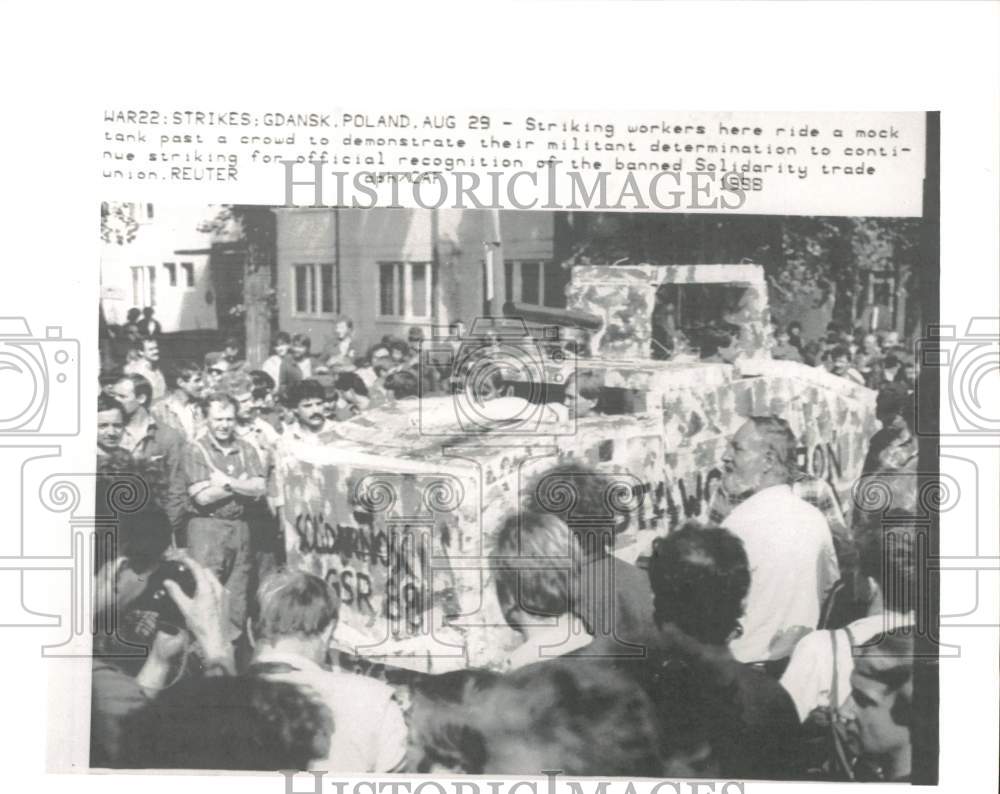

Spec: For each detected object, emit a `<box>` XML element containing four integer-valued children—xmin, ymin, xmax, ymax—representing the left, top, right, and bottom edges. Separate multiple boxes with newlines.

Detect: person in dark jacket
<box><xmin>646</xmin><ymin>524</ymin><xmax>802</xmax><ymax>779</ymax></box>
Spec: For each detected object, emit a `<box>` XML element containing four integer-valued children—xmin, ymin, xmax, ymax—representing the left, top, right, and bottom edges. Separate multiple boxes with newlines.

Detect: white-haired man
<box><xmin>719</xmin><ymin>416</ymin><xmax>840</xmax><ymax>668</ymax></box>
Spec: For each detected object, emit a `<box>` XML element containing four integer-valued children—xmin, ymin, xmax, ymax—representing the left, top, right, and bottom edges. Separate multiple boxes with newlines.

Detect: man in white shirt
<box><xmin>124</xmin><ymin>338</ymin><xmax>167</xmax><ymax>401</ymax></box>
<box><xmin>249</xmin><ymin>569</ymin><xmax>407</xmax><ymax>773</ymax></box>
<box><xmin>719</xmin><ymin>417</ymin><xmax>840</xmax><ymax>664</ymax></box>
<box><xmin>270</xmin><ymin>379</ymin><xmax>340</xmax><ymax>520</ymax></box>
<box><xmin>780</xmin><ymin>518</ymin><xmax>917</xmax><ymax>722</ymax></box>
<box><xmin>262</xmin><ymin>332</ymin><xmax>292</xmax><ymax>393</ymax></box>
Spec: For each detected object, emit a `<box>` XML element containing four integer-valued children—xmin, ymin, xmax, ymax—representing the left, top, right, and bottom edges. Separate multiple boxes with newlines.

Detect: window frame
<box><xmin>291</xmin><ymin>261</ymin><xmax>339</xmax><ymax>318</ymax></box>
<box><xmin>130</xmin><ymin>265</ymin><xmax>156</xmax><ymax>307</ymax></box>
<box><xmin>504</xmin><ymin>259</ymin><xmax>565</xmax><ymax>309</ymax></box>
<box><xmin>376</xmin><ymin>261</ymin><xmax>434</xmax><ymax>320</ymax></box>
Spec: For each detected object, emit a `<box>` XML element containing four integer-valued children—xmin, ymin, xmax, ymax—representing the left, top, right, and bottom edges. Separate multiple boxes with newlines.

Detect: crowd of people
<box><xmin>92</xmin><ymin>308</ymin><xmax>923</xmax><ymax>781</ymax></box>
<box><xmin>769</xmin><ymin>320</ymin><xmax>918</xmax><ymax>393</ymax></box>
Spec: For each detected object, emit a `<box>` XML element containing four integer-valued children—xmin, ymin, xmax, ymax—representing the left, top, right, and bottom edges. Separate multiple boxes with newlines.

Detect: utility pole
<box><xmin>485</xmin><ymin>209</ymin><xmax>504</xmax><ymax>317</ymax></box>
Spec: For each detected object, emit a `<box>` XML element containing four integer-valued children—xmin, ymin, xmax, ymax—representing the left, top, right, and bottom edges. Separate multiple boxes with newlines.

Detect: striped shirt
<box><xmin>182</xmin><ymin>434</ymin><xmax>264</xmax><ymax>520</ymax></box>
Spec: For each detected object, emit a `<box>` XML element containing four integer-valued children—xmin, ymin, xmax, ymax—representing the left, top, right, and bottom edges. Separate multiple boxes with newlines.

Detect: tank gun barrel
<box><xmin>502</xmin><ymin>301</ymin><xmax>604</xmax><ymax>332</ymax></box>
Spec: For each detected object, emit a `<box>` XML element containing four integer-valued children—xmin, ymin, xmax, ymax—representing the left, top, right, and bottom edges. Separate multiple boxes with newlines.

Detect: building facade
<box><xmin>274</xmin><ymin>208</ymin><xmax>567</xmax><ymax>355</ymax></box>
<box><xmin>100</xmin><ymin>203</ymin><xmax>222</xmax><ymax>333</ymax></box>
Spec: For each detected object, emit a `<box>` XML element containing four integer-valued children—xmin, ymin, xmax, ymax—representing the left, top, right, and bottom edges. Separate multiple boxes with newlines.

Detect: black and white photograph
<box><xmin>2</xmin><ymin>6</ymin><xmax>998</xmax><ymax>794</ymax></box>
<box><xmin>92</xmin><ymin>191</ymin><xmax>938</xmax><ymax>781</ymax></box>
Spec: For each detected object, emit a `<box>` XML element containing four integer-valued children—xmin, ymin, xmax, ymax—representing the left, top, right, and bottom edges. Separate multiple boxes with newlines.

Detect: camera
<box><xmin>915</xmin><ymin>318</ymin><xmax>999</xmax><ymax>439</ymax></box>
<box><xmin>418</xmin><ymin>316</ymin><xmax>576</xmax><ymax>436</ymax></box>
<box><xmin>0</xmin><ymin>317</ymin><xmax>80</xmax><ymax>435</ymax></box>
<box><xmin>122</xmin><ymin>559</ymin><xmax>197</xmax><ymax>641</ymax></box>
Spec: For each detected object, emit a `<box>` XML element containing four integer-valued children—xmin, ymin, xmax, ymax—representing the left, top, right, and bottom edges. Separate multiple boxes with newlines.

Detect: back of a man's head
<box><xmin>120</xmin><ymin>675</ymin><xmax>333</xmax><ymax>770</ymax></box>
<box><xmin>480</xmin><ymin>659</ymin><xmax>664</xmax><ymax>776</ymax></box>
<box><xmin>876</xmin><ymin>383</ymin><xmax>916</xmax><ymax>428</ymax></box>
<box><xmin>408</xmin><ymin>669</ymin><xmax>500</xmax><ymax>774</ymax></box>
<box><xmin>525</xmin><ymin>463</ymin><xmax>636</xmax><ymax>554</ymax></box>
<box><xmin>648</xmin><ymin>523</ymin><xmax>750</xmax><ymax>646</ymax></box>
<box><xmin>286</xmin><ymin>378</ymin><xmax>325</xmax><ymax>408</ymax></box>
<box><xmin>384</xmin><ymin>368</ymin><xmax>419</xmax><ymax>399</ymax></box>
<box><xmin>335</xmin><ymin>370</ymin><xmax>368</xmax><ymax>397</ymax></box>
<box><xmin>216</xmin><ymin>371</ymin><xmax>254</xmax><ymax>400</ymax></box>
<box><xmin>491</xmin><ymin>511</ymin><xmax>580</xmax><ymax>627</ymax></box>
<box><xmin>255</xmin><ymin>569</ymin><xmax>340</xmax><ymax>645</ymax></box>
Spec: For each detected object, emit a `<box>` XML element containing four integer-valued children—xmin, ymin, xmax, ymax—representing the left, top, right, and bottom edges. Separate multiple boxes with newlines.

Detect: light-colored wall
<box><xmin>274</xmin><ymin>209</ymin><xmax>556</xmax><ymax>357</ymax></box>
<box><xmin>100</xmin><ymin>204</ymin><xmax>220</xmax><ymax>333</ymax></box>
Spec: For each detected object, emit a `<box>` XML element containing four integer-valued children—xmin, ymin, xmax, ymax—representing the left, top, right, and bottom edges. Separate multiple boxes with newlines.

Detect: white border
<box><xmin>1</xmin><ymin>1</ymin><xmax>997</xmax><ymax>792</ymax></box>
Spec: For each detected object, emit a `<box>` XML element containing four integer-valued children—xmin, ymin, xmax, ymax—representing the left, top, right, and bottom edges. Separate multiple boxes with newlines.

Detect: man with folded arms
<box><xmin>181</xmin><ymin>394</ymin><xmax>266</xmax><ymax>635</ymax></box>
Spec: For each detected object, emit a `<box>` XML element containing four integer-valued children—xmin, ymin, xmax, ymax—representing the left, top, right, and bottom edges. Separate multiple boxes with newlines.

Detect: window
<box><xmin>131</xmin><ymin>265</ymin><xmax>156</xmax><ymax>307</ymax></box>
<box><xmin>377</xmin><ymin>262</ymin><xmax>433</xmax><ymax>319</ymax></box>
<box><xmin>163</xmin><ymin>262</ymin><xmax>177</xmax><ymax>286</ymax></box>
<box><xmin>181</xmin><ymin>262</ymin><xmax>195</xmax><ymax>287</ymax></box>
<box><xmin>411</xmin><ymin>263</ymin><xmax>428</xmax><ymax>316</ymax></box>
<box><xmin>652</xmin><ymin>283</ymin><xmax>749</xmax><ymax>353</ymax></box>
<box><xmin>503</xmin><ymin>260</ymin><xmax>567</xmax><ymax>309</ymax></box>
<box><xmin>293</xmin><ymin>263</ymin><xmax>338</xmax><ymax>316</ymax></box>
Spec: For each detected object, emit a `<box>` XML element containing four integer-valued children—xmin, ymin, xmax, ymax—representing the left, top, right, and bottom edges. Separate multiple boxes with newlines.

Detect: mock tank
<box><xmin>274</xmin><ymin>263</ymin><xmax>878</xmax><ymax>673</ymax></box>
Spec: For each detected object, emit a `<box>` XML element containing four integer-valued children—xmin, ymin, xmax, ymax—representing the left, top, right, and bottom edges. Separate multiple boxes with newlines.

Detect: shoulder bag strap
<box><xmin>828</xmin><ymin>629</ymin><xmax>856</xmax><ymax>781</ymax></box>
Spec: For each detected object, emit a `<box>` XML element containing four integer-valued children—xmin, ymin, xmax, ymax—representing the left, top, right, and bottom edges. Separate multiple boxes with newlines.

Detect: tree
<box><xmin>198</xmin><ymin>206</ymin><xmax>277</xmax><ymax>367</ymax></box>
<box><xmin>557</xmin><ymin>213</ymin><xmax>922</xmax><ymax>333</ymax></box>
<box><xmin>779</xmin><ymin>217</ymin><xmax>921</xmax><ymax>328</ymax></box>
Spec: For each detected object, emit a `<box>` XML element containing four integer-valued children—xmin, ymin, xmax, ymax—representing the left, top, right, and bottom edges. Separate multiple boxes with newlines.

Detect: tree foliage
<box><xmin>198</xmin><ymin>205</ymin><xmax>277</xmax><ymax>366</ymax></box>
<box><xmin>558</xmin><ymin>212</ymin><xmax>922</xmax><ymax>325</ymax></box>
<box><xmin>778</xmin><ymin>217</ymin><xmax>921</xmax><ymax>321</ymax></box>
<box><xmin>100</xmin><ymin>201</ymin><xmax>139</xmax><ymax>245</ymax></box>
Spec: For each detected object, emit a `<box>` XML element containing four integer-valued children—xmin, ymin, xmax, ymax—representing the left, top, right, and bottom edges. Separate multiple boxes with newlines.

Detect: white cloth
<box><xmin>252</xmin><ymin>649</ymin><xmax>407</xmax><ymax>773</ymax></box>
<box><xmin>724</xmin><ymin>484</ymin><xmax>840</xmax><ymax>663</ymax></box>
<box><xmin>780</xmin><ymin>611</ymin><xmax>914</xmax><ymax>721</ymax></box>
<box><xmin>357</xmin><ymin>367</ymin><xmax>378</xmax><ymax>389</ymax></box>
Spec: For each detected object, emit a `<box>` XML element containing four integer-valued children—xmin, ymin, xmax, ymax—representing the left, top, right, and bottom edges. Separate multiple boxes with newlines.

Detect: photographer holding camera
<box><xmin>91</xmin><ymin>551</ymin><xmax>234</xmax><ymax>767</ymax></box>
